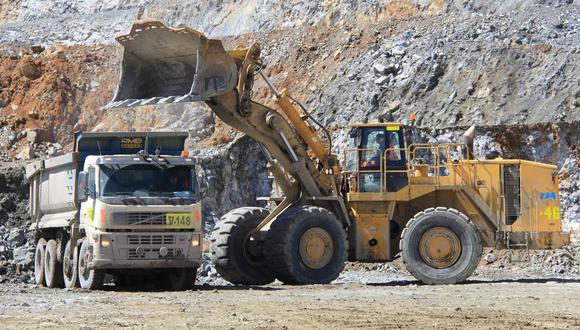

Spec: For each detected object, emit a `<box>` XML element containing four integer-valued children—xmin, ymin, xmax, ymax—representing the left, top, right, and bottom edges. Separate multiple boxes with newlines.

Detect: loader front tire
<box><xmin>400</xmin><ymin>207</ymin><xmax>482</xmax><ymax>284</ymax></box>
<box><xmin>264</xmin><ymin>206</ymin><xmax>347</xmax><ymax>285</ymax></box>
<box><xmin>210</xmin><ymin>207</ymin><xmax>275</xmax><ymax>285</ymax></box>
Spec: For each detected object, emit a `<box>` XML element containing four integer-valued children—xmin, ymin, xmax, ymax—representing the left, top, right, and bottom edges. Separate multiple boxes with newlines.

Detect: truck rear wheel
<box><xmin>400</xmin><ymin>207</ymin><xmax>482</xmax><ymax>284</ymax></box>
<box><xmin>63</xmin><ymin>239</ymin><xmax>79</xmax><ymax>288</ymax></box>
<box><xmin>264</xmin><ymin>206</ymin><xmax>347</xmax><ymax>285</ymax></box>
<box><xmin>34</xmin><ymin>238</ymin><xmax>47</xmax><ymax>286</ymax></box>
<box><xmin>210</xmin><ymin>207</ymin><xmax>275</xmax><ymax>285</ymax></box>
<box><xmin>78</xmin><ymin>239</ymin><xmax>105</xmax><ymax>290</ymax></box>
<box><xmin>44</xmin><ymin>239</ymin><xmax>64</xmax><ymax>288</ymax></box>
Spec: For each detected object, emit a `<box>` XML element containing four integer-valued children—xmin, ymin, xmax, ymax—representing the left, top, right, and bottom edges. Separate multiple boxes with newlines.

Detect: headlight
<box><xmin>191</xmin><ymin>236</ymin><xmax>200</xmax><ymax>247</ymax></box>
<box><xmin>100</xmin><ymin>238</ymin><xmax>111</xmax><ymax>248</ymax></box>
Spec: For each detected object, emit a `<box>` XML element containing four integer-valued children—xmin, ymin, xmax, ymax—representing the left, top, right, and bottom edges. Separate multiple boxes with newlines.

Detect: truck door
<box><xmin>80</xmin><ymin>166</ymin><xmax>97</xmax><ymax>227</ymax></box>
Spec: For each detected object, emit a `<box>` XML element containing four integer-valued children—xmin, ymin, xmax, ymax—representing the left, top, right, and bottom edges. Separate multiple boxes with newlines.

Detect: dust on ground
<box><xmin>0</xmin><ymin>270</ymin><xmax>579</xmax><ymax>329</ymax></box>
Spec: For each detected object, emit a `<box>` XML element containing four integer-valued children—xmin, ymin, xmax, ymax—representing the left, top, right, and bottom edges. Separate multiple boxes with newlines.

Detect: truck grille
<box><xmin>113</xmin><ymin>212</ymin><xmax>166</xmax><ymax>225</ymax></box>
<box><xmin>127</xmin><ymin>235</ymin><xmax>175</xmax><ymax>245</ymax></box>
<box><xmin>127</xmin><ymin>248</ymin><xmax>183</xmax><ymax>259</ymax></box>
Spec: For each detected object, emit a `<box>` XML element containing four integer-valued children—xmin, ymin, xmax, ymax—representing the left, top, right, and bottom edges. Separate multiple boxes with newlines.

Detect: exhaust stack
<box><xmin>103</xmin><ymin>19</ymin><xmax>238</xmax><ymax>110</ymax></box>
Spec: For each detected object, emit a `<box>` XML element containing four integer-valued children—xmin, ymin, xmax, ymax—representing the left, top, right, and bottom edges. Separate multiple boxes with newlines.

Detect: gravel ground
<box><xmin>0</xmin><ymin>269</ymin><xmax>579</xmax><ymax>329</ymax></box>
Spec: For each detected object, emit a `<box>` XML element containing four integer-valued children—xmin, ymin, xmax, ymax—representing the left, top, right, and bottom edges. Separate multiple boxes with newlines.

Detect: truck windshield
<box><xmin>99</xmin><ymin>164</ymin><xmax>197</xmax><ymax>198</ymax></box>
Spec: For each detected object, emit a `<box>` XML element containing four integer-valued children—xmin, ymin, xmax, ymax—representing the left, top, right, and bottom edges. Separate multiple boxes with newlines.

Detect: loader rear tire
<box><xmin>44</xmin><ymin>239</ymin><xmax>64</xmax><ymax>288</ymax></box>
<box><xmin>210</xmin><ymin>207</ymin><xmax>275</xmax><ymax>285</ymax></box>
<box><xmin>400</xmin><ymin>207</ymin><xmax>482</xmax><ymax>285</ymax></box>
<box><xmin>264</xmin><ymin>206</ymin><xmax>347</xmax><ymax>285</ymax></box>
<box><xmin>34</xmin><ymin>238</ymin><xmax>47</xmax><ymax>286</ymax></box>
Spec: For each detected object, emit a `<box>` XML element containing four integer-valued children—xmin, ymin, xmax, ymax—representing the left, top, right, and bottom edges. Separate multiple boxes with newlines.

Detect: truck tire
<box><xmin>78</xmin><ymin>239</ymin><xmax>105</xmax><ymax>290</ymax></box>
<box><xmin>44</xmin><ymin>239</ymin><xmax>65</xmax><ymax>288</ymax></box>
<box><xmin>400</xmin><ymin>207</ymin><xmax>482</xmax><ymax>285</ymax></box>
<box><xmin>34</xmin><ymin>238</ymin><xmax>47</xmax><ymax>286</ymax></box>
<box><xmin>264</xmin><ymin>206</ymin><xmax>347</xmax><ymax>285</ymax></box>
<box><xmin>63</xmin><ymin>239</ymin><xmax>80</xmax><ymax>288</ymax></box>
<box><xmin>210</xmin><ymin>207</ymin><xmax>275</xmax><ymax>285</ymax></box>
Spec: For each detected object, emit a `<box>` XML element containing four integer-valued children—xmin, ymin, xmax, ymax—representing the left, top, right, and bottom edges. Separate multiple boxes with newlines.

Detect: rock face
<box><xmin>0</xmin><ymin>162</ymin><xmax>33</xmax><ymax>283</ymax></box>
<box><xmin>0</xmin><ymin>0</ymin><xmax>578</xmax><ymax>283</ymax></box>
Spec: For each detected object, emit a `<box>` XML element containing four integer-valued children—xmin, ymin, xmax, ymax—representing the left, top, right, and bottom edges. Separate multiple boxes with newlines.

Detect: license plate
<box><xmin>165</xmin><ymin>213</ymin><xmax>194</xmax><ymax>228</ymax></box>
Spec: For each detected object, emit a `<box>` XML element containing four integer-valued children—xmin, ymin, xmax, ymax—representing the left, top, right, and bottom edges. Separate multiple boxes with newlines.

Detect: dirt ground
<box><xmin>1</xmin><ymin>269</ymin><xmax>579</xmax><ymax>330</ymax></box>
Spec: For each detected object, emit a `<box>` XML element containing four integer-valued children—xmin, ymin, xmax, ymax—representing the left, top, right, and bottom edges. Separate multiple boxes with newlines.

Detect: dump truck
<box><xmin>104</xmin><ymin>19</ymin><xmax>570</xmax><ymax>285</ymax></box>
<box><xmin>26</xmin><ymin>131</ymin><xmax>202</xmax><ymax>290</ymax></box>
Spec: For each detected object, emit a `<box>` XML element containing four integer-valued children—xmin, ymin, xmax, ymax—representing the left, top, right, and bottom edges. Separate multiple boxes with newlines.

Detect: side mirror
<box><xmin>78</xmin><ymin>171</ymin><xmax>89</xmax><ymax>202</ymax></box>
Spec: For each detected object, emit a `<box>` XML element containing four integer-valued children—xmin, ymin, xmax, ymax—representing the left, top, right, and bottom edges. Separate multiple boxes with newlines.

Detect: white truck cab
<box><xmin>27</xmin><ymin>132</ymin><xmax>202</xmax><ymax>290</ymax></box>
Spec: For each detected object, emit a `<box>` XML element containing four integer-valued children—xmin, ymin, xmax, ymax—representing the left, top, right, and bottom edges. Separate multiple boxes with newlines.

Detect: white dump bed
<box><xmin>26</xmin><ymin>152</ymin><xmax>80</xmax><ymax>229</ymax></box>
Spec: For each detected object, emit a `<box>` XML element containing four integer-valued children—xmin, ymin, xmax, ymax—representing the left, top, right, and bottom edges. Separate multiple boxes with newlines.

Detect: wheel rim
<box><xmin>63</xmin><ymin>243</ymin><xmax>74</xmax><ymax>279</ymax></box>
<box><xmin>419</xmin><ymin>226</ymin><xmax>461</xmax><ymax>269</ymax></box>
<box><xmin>45</xmin><ymin>249</ymin><xmax>52</xmax><ymax>274</ymax></box>
<box><xmin>242</xmin><ymin>233</ymin><xmax>266</xmax><ymax>267</ymax></box>
<box><xmin>299</xmin><ymin>227</ymin><xmax>334</xmax><ymax>269</ymax></box>
<box><xmin>35</xmin><ymin>248</ymin><xmax>42</xmax><ymax>272</ymax></box>
<box><xmin>79</xmin><ymin>245</ymin><xmax>92</xmax><ymax>280</ymax></box>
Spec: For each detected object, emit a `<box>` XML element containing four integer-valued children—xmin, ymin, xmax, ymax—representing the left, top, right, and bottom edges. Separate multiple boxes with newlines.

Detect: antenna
<box><xmin>97</xmin><ymin>140</ymin><xmax>102</xmax><ymax>156</ymax></box>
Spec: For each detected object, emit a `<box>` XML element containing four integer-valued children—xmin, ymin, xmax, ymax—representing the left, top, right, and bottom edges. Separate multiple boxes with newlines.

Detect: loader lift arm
<box><xmin>103</xmin><ymin>19</ymin><xmax>348</xmax><ymax>228</ymax></box>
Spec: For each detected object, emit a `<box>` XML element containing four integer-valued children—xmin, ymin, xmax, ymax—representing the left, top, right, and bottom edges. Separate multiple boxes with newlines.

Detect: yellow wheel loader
<box><xmin>104</xmin><ymin>19</ymin><xmax>570</xmax><ymax>285</ymax></box>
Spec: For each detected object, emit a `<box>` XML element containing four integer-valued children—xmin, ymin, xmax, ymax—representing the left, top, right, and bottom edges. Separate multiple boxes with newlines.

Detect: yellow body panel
<box><xmin>344</xmin><ymin>144</ymin><xmax>569</xmax><ymax>256</ymax></box>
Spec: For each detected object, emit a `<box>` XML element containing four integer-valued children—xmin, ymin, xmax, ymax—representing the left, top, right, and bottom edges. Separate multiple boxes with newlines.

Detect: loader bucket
<box><xmin>103</xmin><ymin>19</ymin><xmax>238</xmax><ymax>110</ymax></box>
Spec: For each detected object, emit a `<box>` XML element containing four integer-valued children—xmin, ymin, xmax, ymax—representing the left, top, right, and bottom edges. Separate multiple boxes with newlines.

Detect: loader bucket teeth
<box><xmin>103</xmin><ymin>19</ymin><xmax>238</xmax><ymax>109</ymax></box>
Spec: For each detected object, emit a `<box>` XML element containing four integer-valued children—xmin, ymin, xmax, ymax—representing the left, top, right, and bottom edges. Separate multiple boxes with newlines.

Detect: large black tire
<box><xmin>264</xmin><ymin>206</ymin><xmax>347</xmax><ymax>285</ymax></box>
<box><xmin>78</xmin><ymin>239</ymin><xmax>106</xmax><ymax>290</ymax></box>
<box><xmin>44</xmin><ymin>239</ymin><xmax>64</xmax><ymax>288</ymax></box>
<box><xmin>34</xmin><ymin>238</ymin><xmax>47</xmax><ymax>286</ymax></box>
<box><xmin>400</xmin><ymin>207</ymin><xmax>482</xmax><ymax>285</ymax></box>
<box><xmin>210</xmin><ymin>207</ymin><xmax>275</xmax><ymax>285</ymax></box>
<box><xmin>63</xmin><ymin>239</ymin><xmax>80</xmax><ymax>288</ymax></box>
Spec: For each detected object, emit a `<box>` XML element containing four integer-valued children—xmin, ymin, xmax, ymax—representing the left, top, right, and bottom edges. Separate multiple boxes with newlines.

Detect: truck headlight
<box><xmin>191</xmin><ymin>236</ymin><xmax>200</xmax><ymax>247</ymax></box>
<box><xmin>100</xmin><ymin>238</ymin><xmax>111</xmax><ymax>248</ymax></box>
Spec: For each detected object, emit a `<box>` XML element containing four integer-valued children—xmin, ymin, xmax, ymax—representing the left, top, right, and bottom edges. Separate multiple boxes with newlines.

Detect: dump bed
<box><xmin>26</xmin><ymin>152</ymin><xmax>80</xmax><ymax>229</ymax></box>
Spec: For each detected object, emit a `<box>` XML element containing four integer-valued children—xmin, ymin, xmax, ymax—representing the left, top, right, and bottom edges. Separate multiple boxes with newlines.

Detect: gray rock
<box><xmin>12</xmin><ymin>245</ymin><xmax>34</xmax><ymax>269</ymax></box>
<box><xmin>7</xmin><ymin>229</ymin><xmax>25</xmax><ymax>247</ymax></box>
<box><xmin>372</xmin><ymin>63</ymin><xmax>387</xmax><ymax>75</ymax></box>
<box><xmin>374</xmin><ymin>76</ymin><xmax>390</xmax><ymax>85</ymax></box>
<box><xmin>484</xmin><ymin>253</ymin><xmax>497</xmax><ymax>264</ymax></box>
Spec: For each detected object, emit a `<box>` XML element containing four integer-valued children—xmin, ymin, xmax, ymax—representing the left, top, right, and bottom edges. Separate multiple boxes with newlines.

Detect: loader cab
<box><xmin>347</xmin><ymin>123</ymin><xmax>408</xmax><ymax>192</ymax></box>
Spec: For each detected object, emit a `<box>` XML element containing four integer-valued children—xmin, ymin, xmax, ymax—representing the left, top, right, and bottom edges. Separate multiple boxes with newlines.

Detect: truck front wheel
<box><xmin>34</xmin><ymin>238</ymin><xmax>47</xmax><ymax>286</ymax></box>
<box><xmin>78</xmin><ymin>239</ymin><xmax>105</xmax><ymax>290</ymax></box>
<box><xmin>400</xmin><ymin>207</ymin><xmax>482</xmax><ymax>284</ymax></box>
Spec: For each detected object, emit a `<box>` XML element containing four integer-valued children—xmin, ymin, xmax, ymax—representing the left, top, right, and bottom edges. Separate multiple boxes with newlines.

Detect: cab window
<box><xmin>360</xmin><ymin>127</ymin><xmax>386</xmax><ymax>168</ymax></box>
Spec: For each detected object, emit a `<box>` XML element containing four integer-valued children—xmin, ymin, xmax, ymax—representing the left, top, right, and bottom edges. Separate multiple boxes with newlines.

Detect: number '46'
<box><xmin>543</xmin><ymin>206</ymin><xmax>561</xmax><ymax>220</ymax></box>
